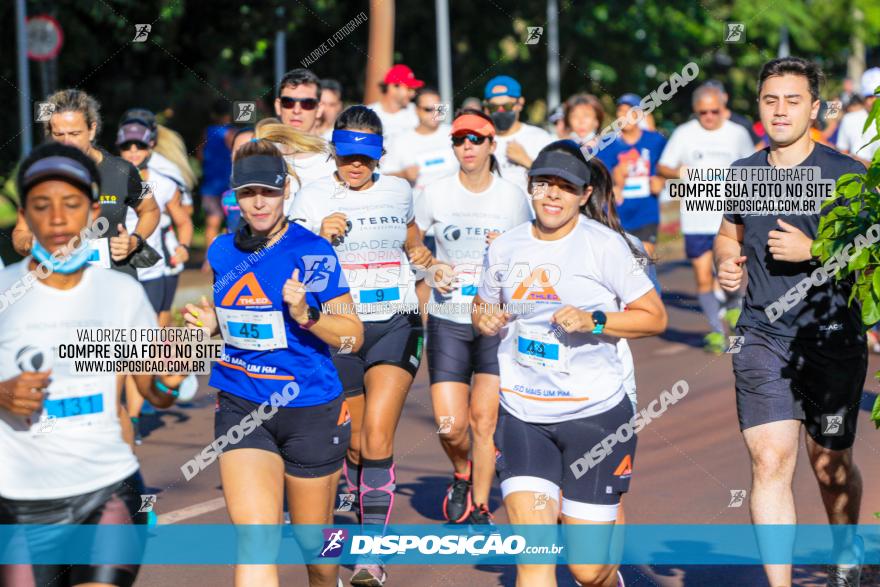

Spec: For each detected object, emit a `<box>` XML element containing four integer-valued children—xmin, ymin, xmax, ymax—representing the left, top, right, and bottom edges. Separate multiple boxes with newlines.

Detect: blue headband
<box><xmin>332</xmin><ymin>130</ymin><xmax>383</xmax><ymax>160</ymax></box>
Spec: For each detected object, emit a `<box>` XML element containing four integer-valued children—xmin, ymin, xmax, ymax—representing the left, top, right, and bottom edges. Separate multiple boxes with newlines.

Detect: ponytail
<box><xmin>154</xmin><ymin>125</ymin><xmax>197</xmax><ymax>191</ymax></box>
<box><xmin>252</xmin><ymin>121</ymin><xmax>329</xmax><ymax>187</ymax></box>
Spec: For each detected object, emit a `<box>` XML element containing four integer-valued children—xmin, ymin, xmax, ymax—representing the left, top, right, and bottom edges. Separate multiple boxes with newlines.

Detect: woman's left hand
<box><xmin>551</xmin><ymin>305</ymin><xmax>593</xmax><ymax>334</ymax></box>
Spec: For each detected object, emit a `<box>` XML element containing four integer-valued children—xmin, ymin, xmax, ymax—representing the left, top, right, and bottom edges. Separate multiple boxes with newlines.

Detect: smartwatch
<box><xmin>591</xmin><ymin>310</ymin><xmax>607</xmax><ymax>334</ymax></box>
<box><xmin>299</xmin><ymin>306</ymin><xmax>321</xmax><ymax>330</ymax></box>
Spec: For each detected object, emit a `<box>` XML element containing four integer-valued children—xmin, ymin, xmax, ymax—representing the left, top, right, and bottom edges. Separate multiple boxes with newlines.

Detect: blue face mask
<box><xmin>31</xmin><ymin>238</ymin><xmax>94</xmax><ymax>275</ymax></box>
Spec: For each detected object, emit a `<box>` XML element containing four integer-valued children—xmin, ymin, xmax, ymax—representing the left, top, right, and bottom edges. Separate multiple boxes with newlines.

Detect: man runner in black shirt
<box><xmin>12</xmin><ymin>89</ymin><xmax>159</xmax><ymax>277</ymax></box>
<box><xmin>715</xmin><ymin>57</ymin><xmax>866</xmax><ymax>587</ymax></box>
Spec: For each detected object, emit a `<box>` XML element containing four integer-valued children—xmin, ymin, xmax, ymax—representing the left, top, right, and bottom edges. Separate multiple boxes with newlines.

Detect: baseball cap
<box><xmin>120</xmin><ymin>108</ymin><xmax>157</xmax><ymax>132</ymax></box>
<box><xmin>484</xmin><ymin>76</ymin><xmax>522</xmax><ymax>100</ymax></box>
<box><xmin>383</xmin><ymin>65</ymin><xmax>424</xmax><ymax>89</ymax></box>
<box><xmin>451</xmin><ymin>113</ymin><xmax>495</xmax><ymax>137</ymax></box>
<box><xmin>116</xmin><ymin>122</ymin><xmax>153</xmax><ymax>146</ymax></box>
<box><xmin>616</xmin><ymin>93</ymin><xmax>642</xmax><ymax>108</ymax></box>
<box><xmin>19</xmin><ymin>146</ymin><xmax>100</xmax><ymax>201</ymax></box>
<box><xmin>548</xmin><ymin>105</ymin><xmax>564</xmax><ymax>124</ymax></box>
<box><xmin>528</xmin><ymin>142</ymin><xmax>591</xmax><ymax>189</ymax></box>
<box><xmin>230</xmin><ymin>155</ymin><xmax>288</xmax><ymax>190</ymax></box>
<box><xmin>861</xmin><ymin>68</ymin><xmax>880</xmax><ymax>98</ymax></box>
<box><xmin>332</xmin><ymin>129</ymin><xmax>384</xmax><ymax>160</ymax></box>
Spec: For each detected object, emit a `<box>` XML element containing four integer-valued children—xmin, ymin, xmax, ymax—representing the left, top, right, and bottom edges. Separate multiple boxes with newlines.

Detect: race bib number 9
<box><xmin>216</xmin><ymin>307</ymin><xmax>288</xmax><ymax>351</ymax></box>
<box><xmin>514</xmin><ymin>323</ymin><xmax>570</xmax><ymax>373</ymax></box>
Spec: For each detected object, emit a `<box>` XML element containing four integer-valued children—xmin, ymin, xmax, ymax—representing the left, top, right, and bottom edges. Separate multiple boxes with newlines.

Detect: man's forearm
<box><xmin>713</xmin><ymin>233</ymin><xmax>742</xmax><ymax>268</ymax></box>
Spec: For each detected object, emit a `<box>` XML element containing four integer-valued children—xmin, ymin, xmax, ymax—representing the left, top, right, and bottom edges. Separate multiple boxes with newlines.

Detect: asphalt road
<box><xmin>133</xmin><ymin>259</ymin><xmax>880</xmax><ymax>587</ymax></box>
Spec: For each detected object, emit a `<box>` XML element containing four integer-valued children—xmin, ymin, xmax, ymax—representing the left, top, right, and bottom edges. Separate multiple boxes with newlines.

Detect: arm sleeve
<box><xmin>413</xmin><ymin>187</ymin><xmax>433</xmax><ymax>232</ymax></box>
<box><xmin>658</xmin><ymin>129</ymin><xmax>683</xmax><ymax>169</ymax></box>
<box><xmin>599</xmin><ymin>234</ymin><xmax>655</xmax><ymax>305</ymax></box>
<box><xmin>477</xmin><ymin>242</ymin><xmax>502</xmax><ymax>304</ymax></box>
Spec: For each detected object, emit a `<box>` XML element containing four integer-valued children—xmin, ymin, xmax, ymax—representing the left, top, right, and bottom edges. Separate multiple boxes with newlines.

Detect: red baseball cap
<box><xmin>383</xmin><ymin>64</ymin><xmax>424</xmax><ymax>89</ymax></box>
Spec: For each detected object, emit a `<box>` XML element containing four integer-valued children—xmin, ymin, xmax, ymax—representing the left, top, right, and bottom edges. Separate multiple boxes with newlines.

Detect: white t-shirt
<box><xmin>283</xmin><ymin>152</ymin><xmax>337</xmax><ymax>217</ymax></box>
<box><xmin>658</xmin><ymin>119</ymin><xmax>754</xmax><ymax>234</ymax></box>
<box><xmin>478</xmin><ymin>216</ymin><xmax>654</xmax><ymax>423</ymax></box>
<box><xmin>148</xmin><ymin>152</ymin><xmax>192</xmax><ymax>206</ymax></box>
<box><xmin>494</xmin><ymin>123</ymin><xmax>553</xmax><ymax>194</ymax></box>
<box><xmin>291</xmin><ymin>173</ymin><xmax>418</xmax><ymax>321</ymax></box>
<box><xmin>367</xmin><ymin>102</ymin><xmax>419</xmax><ymax>143</ymax></box>
<box><xmin>416</xmin><ymin>174</ymin><xmax>532</xmax><ymax>324</ymax></box>
<box><xmin>0</xmin><ymin>263</ymin><xmax>155</xmax><ymax>500</ymax></box>
<box><xmin>125</xmin><ymin>172</ymin><xmax>177</xmax><ymax>281</ymax></box>
<box><xmin>836</xmin><ymin>109</ymin><xmax>879</xmax><ymax>162</ymax></box>
<box><xmin>384</xmin><ymin>126</ymin><xmax>458</xmax><ymax>193</ymax></box>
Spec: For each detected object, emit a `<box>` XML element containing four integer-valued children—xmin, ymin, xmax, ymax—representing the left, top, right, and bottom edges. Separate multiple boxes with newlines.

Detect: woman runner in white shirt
<box><xmin>472</xmin><ymin>140</ymin><xmax>667</xmax><ymax>587</ymax></box>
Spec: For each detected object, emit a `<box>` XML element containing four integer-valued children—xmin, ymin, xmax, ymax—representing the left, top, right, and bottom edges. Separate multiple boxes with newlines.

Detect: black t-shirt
<box><xmin>724</xmin><ymin>143</ymin><xmax>867</xmax><ymax>345</ymax></box>
<box><xmin>96</xmin><ymin>149</ymin><xmax>142</xmax><ymax>275</ymax></box>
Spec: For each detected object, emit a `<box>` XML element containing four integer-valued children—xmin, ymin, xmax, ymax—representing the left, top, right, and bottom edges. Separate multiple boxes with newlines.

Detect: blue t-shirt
<box><xmin>597</xmin><ymin>130</ymin><xmax>667</xmax><ymax>231</ymax></box>
<box><xmin>208</xmin><ymin>223</ymin><xmax>349</xmax><ymax>406</ymax></box>
<box><xmin>221</xmin><ymin>189</ymin><xmax>241</xmax><ymax>231</ymax></box>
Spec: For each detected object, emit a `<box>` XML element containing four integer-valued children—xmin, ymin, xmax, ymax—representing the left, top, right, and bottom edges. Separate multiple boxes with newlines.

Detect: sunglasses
<box><xmin>119</xmin><ymin>141</ymin><xmax>149</xmax><ymax>151</ymax></box>
<box><xmin>452</xmin><ymin>134</ymin><xmax>490</xmax><ymax>146</ymax></box>
<box><xmin>279</xmin><ymin>96</ymin><xmax>319</xmax><ymax>110</ymax></box>
<box><xmin>483</xmin><ymin>101</ymin><xmax>517</xmax><ymax>112</ymax></box>
<box><xmin>697</xmin><ymin>109</ymin><xmax>721</xmax><ymax>116</ymax></box>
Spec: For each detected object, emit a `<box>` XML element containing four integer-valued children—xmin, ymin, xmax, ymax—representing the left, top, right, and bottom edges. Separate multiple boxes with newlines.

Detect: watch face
<box><xmin>307</xmin><ymin>306</ymin><xmax>320</xmax><ymax>321</ymax></box>
<box><xmin>593</xmin><ymin>311</ymin><xmax>607</xmax><ymax>325</ymax></box>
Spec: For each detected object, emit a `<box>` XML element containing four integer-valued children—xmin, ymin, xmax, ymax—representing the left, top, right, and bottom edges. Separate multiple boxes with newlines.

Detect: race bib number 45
<box><xmin>216</xmin><ymin>307</ymin><xmax>288</xmax><ymax>351</ymax></box>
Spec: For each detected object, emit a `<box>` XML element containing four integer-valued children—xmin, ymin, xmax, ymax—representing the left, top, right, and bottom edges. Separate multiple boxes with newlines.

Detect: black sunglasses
<box><xmin>279</xmin><ymin>97</ymin><xmax>319</xmax><ymax>110</ymax></box>
<box><xmin>451</xmin><ymin>134</ymin><xmax>490</xmax><ymax>146</ymax></box>
<box><xmin>119</xmin><ymin>141</ymin><xmax>149</xmax><ymax>151</ymax></box>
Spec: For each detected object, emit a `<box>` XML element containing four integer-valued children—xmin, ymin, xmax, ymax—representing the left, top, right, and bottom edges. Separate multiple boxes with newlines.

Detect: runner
<box><xmin>415</xmin><ymin>109</ymin><xmax>531</xmax><ymax>525</ymax></box>
<box><xmin>657</xmin><ymin>82</ymin><xmax>754</xmax><ymax>353</ymax></box>
<box><xmin>198</xmin><ymin>99</ymin><xmax>235</xmax><ymax>261</ymax></box>
<box><xmin>715</xmin><ymin>56</ymin><xmax>868</xmax><ymax>587</ymax></box>
<box><xmin>704</xmin><ymin>80</ymin><xmax>764</xmax><ymax>148</ymax></box>
<box><xmin>274</xmin><ymin>69</ymin><xmax>337</xmax><ymax>213</ymax></box>
<box><xmin>182</xmin><ymin>138</ymin><xmax>363</xmax><ymax>587</ymax></box>
<box><xmin>384</xmin><ymin>87</ymin><xmax>457</xmax><ymax>192</ymax></box>
<box><xmin>835</xmin><ymin>67</ymin><xmax>880</xmax><ymax>166</ymax></box>
<box><xmin>595</xmin><ymin>95</ymin><xmax>667</xmax><ymax>257</ymax></box>
<box><xmin>562</xmin><ymin>93</ymin><xmax>605</xmax><ymax>148</ymax></box>
<box><xmin>317</xmin><ymin>79</ymin><xmax>345</xmax><ymax>141</ymax></box>
<box><xmin>367</xmin><ymin>64</ymin><xmax>423</xmax><ymax>143</ymax></box>
<box><xmin>116</xmin><ymin>117</ymin><xmax>194</xmax><ymax>444</ymax></box>
<box><xmin>12</xmin><ymin>89</ymin><xmax>161</xmax><ymax>278</ymax></box>
<box><xmin>291</xmin><ymin>105</ymin><xmax>432</xmax><ymax>587</ymax></box>
<box><xmin>472</xmin><ymin>140</ymin><xmax>666</xmax><ymax>587</ymax></box>
<box><xmin>0</xmin><ymin>142</ymin><xmax>186</xmax><ymax>587</ymax></box>
<box><xmin>482</xmin><ymin>75</ymin><xmax>553</xmax><ymax>194</ymax></box>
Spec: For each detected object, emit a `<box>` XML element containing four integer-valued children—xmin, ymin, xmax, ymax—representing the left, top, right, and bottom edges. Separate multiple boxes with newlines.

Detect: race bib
<box><xmin>343</xmin><ymin>260</ymin><xmax>403</xmax><ymax>306</ymax></box>
<box><xmin>514</xmin><ymin>323</ymin><xmax>569</xmax><ymax>373</ymax></box>
<box><xmin>216</xmin><ymin>307</ymin><xmax>288</xmax><ymax>351</ymax></box>
<box><xmin>622</xmin><ymin>176</ymin><xmax>650</xmax><ymax>199</ymax></box>
<box><xmin>359</xmin><ymin>287</ymin><xmax>400</xmax><ymax>303</ymax></box>
<box><xmin>452</xmin><ymin>268</ymin><xmax>479</xmax><ymax>301</ymax></box>
<box><xmin>37</xmin><ymin>377</ymin><xmax>110</xmax><ymax>431</ymax></box>
<box><xmin>87</xmin><ymin>238</ymin><xmax>111</xmax><ymax>268</ymax></box>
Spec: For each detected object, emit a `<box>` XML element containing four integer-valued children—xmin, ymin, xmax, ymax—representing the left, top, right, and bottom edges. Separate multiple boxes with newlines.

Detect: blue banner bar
<box><xmin>0</xmin><ymin>525</ymin><xmax>875</xmax><ymax>565</ymax></box>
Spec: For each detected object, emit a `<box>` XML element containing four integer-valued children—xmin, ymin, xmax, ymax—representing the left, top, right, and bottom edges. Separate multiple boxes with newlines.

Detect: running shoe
<box><xmin>442</xmin><ymin>467</ymin><xmax>473</xmax><ymax>523</ymax></box>
<box><xmin>826</xmin><ymin>535</ymin><xmax>863</xmax><ymax>586</ymax></box>
<box><xmin>703</xmin><ymin>332</ymin><xmax>726</xmax><ymax>355</ymax></box>
<box><xmin>350</xmin><ymin>563</ymin><xmax>387</xmax><ymax>586</ymax></box>
<box><xmin>723</xmin><ymin>307</ymin><xmax>741</xmax><ymax>330</ymax></box>
<box><xmin>465</xmin><ymin>503</ymin><xmax>495</xmax><ymax>526</ymax></box>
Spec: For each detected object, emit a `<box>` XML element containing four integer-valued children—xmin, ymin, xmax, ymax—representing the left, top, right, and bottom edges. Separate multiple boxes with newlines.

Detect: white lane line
<box><xmin>157</xmin><ymin>496</ymin><xmax>227</xmax><ymax>525</ymax></box>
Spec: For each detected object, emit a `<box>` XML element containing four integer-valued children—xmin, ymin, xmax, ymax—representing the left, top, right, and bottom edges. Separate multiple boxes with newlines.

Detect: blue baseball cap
<box><xmin>230</xmin><ymin>155</ymin><xmax>287</xmax><ymax>190</ymax></box>
<box><xmin>332</xmin><ymin>129</ymin><xmax>384</xmax><ymax>160</ymax></box>
<box><xmin>484</xmin><ymin>76</ymin><xmax>522</xmax><ymax>100</ymax></box>
<box><xmin>616</xmin><ymin>93</ymin><xmax>642</xmax><ymax>108</ymax></box>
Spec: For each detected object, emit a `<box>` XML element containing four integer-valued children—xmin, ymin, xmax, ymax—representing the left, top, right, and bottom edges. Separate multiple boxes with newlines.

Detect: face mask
<box><xmin>31</xmin><ymin>239</ymin><xmax>93</xmax><ymax>275</ymax></box>
<box><xmin>490</xmin><ymin>111</ymin><xmax>516</xmax><ymax>132</ymax></box>
<box><xmin>234</xmin><ymin>219</ymin><xmax>288</xmax><ymax>252</ymax></box>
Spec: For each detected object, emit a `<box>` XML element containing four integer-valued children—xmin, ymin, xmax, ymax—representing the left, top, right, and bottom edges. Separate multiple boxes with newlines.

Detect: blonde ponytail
<box><xmin>154</xmin><ymin>124</ymin><xmax>197</xmax><ymax>191</ymax></box>
<box><xmin>253</xmin><ymin>121</ymin><xmax>329</xmax><ymax>188</ymax></box>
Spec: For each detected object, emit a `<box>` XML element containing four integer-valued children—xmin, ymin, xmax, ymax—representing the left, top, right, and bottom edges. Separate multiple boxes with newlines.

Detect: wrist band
<box><xmin>155</xmin><ymin>380</ymin><xmax>180</xmax><ymax>398</ymax></box>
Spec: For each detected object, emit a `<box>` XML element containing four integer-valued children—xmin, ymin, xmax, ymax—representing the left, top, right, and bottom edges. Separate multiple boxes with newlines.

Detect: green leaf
<box><xmin>849</xmin><ymin>247</ymin><xmax>870</xmax><ymax>272</ymax></box>
<box><xmin>873</xmin><ymin>267</ymin><xmax>880</xmax><ymax>294</ymax></box>
<box><xmin>872</xmin><ymin>393</ymin><xmax>880</xmax><ymax>429</ymax></box>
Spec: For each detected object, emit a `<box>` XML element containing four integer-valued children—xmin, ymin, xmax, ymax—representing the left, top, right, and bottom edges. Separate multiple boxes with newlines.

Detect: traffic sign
<box><xmin>26</xmin><ymin>14</ymin><xmax>63</xmax><ymax>61</ymax></box>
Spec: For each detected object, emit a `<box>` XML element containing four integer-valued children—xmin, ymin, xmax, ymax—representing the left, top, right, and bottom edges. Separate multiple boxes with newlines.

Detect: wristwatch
<box><xmin>591</xmin><ymin>310</ymin><xmax>607</xmax><ymax>334</ymax></box>
<box><xmin>299</xmin><ymin>306</ymin><xmax>321</xmax><ymax>330</ymax></box>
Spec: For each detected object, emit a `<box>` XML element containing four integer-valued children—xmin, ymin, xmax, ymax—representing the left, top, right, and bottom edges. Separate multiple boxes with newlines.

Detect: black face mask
<box><xmin>234</xmin><ymin>219</ymin><xmax>288</xmax><ymax>252</ymax></box>
<box><xmin>490</xmin><ymin>110</ymin><xmax>517</xmax><ymax>132</ymax></box>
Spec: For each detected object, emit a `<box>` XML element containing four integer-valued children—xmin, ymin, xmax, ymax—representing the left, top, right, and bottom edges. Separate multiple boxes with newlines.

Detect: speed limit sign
<box><xmin>26</xmin><ymin>15</ymin><xmax>64</xmax><ymax>61</ymax></box>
